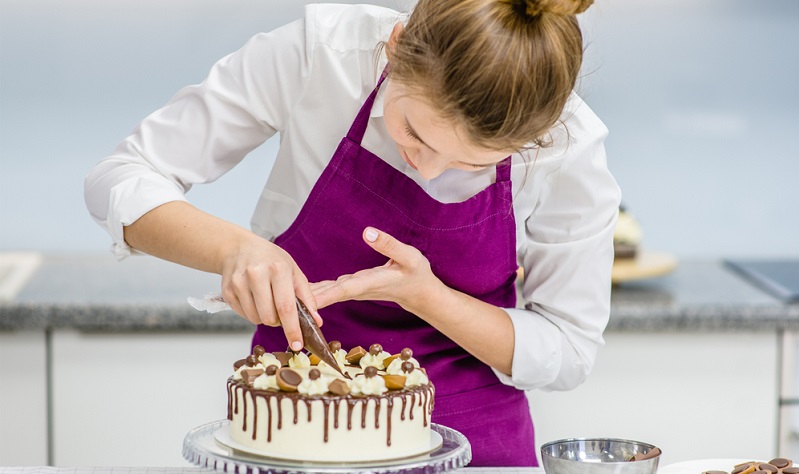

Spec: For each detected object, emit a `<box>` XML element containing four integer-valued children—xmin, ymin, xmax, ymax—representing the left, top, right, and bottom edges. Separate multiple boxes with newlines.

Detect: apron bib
<box><xmin>253</xmin><ymin>69</ymin><xmax>537</xmax><ymax>466</ymax></box>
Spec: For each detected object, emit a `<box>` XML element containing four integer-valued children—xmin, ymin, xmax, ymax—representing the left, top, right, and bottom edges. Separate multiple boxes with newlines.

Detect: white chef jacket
<box><xmin>84</xmin><ymin>3</ymin><xmax>621</xmax><ymax>392</ymax></box>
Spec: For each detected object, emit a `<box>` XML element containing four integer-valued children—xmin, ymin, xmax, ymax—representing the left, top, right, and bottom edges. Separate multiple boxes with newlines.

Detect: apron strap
<box><xmin>346</xmin><ymin>65</ymin><xmax>390</xmax><ymax>144</ymax></box>
<box><xmin>496</xmin><ymin>156</ymin><xmax>512</xmax><ymax>182</ymax></box>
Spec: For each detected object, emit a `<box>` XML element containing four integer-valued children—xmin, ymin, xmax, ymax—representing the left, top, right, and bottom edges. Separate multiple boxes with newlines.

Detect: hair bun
<box><xmin>522</xmin><ymin>0</ymin><xmax>594</xmax><ymax>17</ymax></box>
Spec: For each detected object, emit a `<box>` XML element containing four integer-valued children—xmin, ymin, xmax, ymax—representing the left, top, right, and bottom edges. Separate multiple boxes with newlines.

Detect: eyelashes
<box><xmin>404</xmin><ymin>125</ymin><xmax>422</xmax><ymax>143</ymax></box>
<box><xmin>403</xmin><ymin>124</ymin><xmax>488</xmax><ymax>169</ymax></box>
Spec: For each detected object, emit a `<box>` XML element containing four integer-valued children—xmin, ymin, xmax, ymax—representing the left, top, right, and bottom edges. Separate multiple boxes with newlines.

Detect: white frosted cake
<box><xmin>225</xmin><ymin>342</ymin><xmax>435</xmax><ymax>462</ymax></box>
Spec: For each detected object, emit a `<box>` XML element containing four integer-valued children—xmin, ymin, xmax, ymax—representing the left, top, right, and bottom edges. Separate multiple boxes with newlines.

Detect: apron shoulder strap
<box><xmin>346</xmin><ymin>66</ymin><xmax>390</xmax><ymax>144</ymax></box>
<box><xmin>496</xmin><ymin>156</ymin><xmax>512</xmax><ymax>183</ymax></box>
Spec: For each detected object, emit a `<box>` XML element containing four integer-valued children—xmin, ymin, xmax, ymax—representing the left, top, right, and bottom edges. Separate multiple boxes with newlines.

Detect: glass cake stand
<box><xmin>182</xmin><ymin>419</ymin><xmax>472</xmax><ymax>474</ymax></box>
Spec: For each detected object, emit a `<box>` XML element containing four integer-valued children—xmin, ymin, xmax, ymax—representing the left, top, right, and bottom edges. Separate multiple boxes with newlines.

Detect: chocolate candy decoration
<box><xmin>628</xmin><ymin>447</ymin><xmax>661</xmax><ymax>462</ymax></box>
<box><xmin>769</xmin><ymin>460</ymin><xmax>791</xmax><ymax>469</ymax></box>
<box><xmin>782</xmin><ymin>468</ymin><xmax>799</xmax><ymax>474</ymax></box>
<box><xmin>732</xmin><ymin>463</ymin><xmax>756</xmax><ymax>474</ymax></box>
<box><xmin>364</xmin><ymin>366</ymin><xmax>378</xmax><ymax>378</ymax></box>
<box><xmin>345</xmin><ymin>346</ymin><xmax>367</xmax><ymax>364</ymax></box>
<box><xmin>309</xmin><ymin>368</ymin><xmax>321</xmax><ymax>380</ymax></box>
<box><xmin>296</xmin><ymin>298</ymin><xmax>345</xmax><ymax>377</ymax></box>
<box><xmin>245</xmin><ymin>355</ymin><xmax>258</xmax><ymax>367</ymax></box>
<box><xmin>383</xmin><ymin>375</ymin><xmax>407</xmax><ymax>390</ymax></box>
<box><xmin>276</xmin><ymin>368</ymin><xmax>302</xmax><ymax>392</ymax></box>
<box><xmin>328</xmin><ymin>379</ymin><xmax>350</xmax><ymax>396</ymax></box>
<box><xmin>272</xmin><ymin>352</ymin><xmax>293</xmax><ymax>367</ymax></box>
<box><xmin>329</xmin><ymin>340</ymin><xmax>342</xmax><ymax>352</ymax></box>
<box><xmin>265</xmin><ymin>364</ymin><xmax>278</xmax><ymax>376</ymax></box>
<box><xmin>400</xmin><ymin>348</ymin><xmax>413</xmax><ymax>360</ymax></box>
<box><xmin>253</xmin><ymin>345</ymin><xmax>265</xmax><ymax>358</ymax></box>
<box><xmin>240</xmin><ymin>368</ymin><xmax>264</xmax><ymax>385</ymax></box>
<box><xmin>369</xmin><ymin>343</ymin><xmax>383</xmax><ymax>355</ymax></box>
<box><xmin>401</xmin><ymin>361</ymin><xmax>415</xmax><ymax>374</ymax></box>
<box><xmin>233</xmin><ymin>358</ymin><xmax>247</xmax><ymax>371</ymax></box>
<box><xmin>755</xmin><ymin>464</ymin><xmax>778</xmax><ymax>473</ymax></box>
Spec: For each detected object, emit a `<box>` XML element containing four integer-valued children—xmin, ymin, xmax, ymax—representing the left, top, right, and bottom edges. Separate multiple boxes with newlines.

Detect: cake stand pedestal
<box><xmin>183</xmin><ymin>419</ymin><xmax>472</xmax><ymax>474</ymax></box>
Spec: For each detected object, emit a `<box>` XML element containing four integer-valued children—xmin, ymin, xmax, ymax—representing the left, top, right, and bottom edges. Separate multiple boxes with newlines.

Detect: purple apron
<box><xmin>252</xmin><ymin>70</ymin><xmax>537</xmax><ymax>466</ymax></box>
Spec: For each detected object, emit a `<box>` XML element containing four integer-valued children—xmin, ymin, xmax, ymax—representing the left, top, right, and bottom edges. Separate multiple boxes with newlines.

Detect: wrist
<box><xmin>399</xmin><ymin>276</ymin><xmax>451</xmax><ymax>317</ymax></box>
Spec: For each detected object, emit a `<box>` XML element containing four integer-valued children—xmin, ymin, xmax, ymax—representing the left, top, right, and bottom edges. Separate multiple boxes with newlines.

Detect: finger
<box><xmin>222</xmin><ymin>280</ymin><xmax>260</xmax><ymax>325</ymax></box>
<box><xmin>363</xmin><ymin>227</ymin><xmax>414</xmax><ymax>265</ymax></box>
<box><xmin>251</xmin><ymin>284</ymin><xmax>279</xmax><ymax>326</ymax></box>
<box><xmin>313</xmin><ymin>269</ymin><xmax>378</xmax><ymax>308</ymax></box>
<box><xmin>243</xmin><ymin>291</ymin><xmax>265</xmax><ymax>325</ymax></box>
<box><xmin>271</xmin><ymin>274</ymin><xmax>303</xmax><ymax>352</ymax></box>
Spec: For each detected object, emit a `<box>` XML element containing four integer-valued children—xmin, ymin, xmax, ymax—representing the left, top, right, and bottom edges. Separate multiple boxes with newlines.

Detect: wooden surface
<box><xmin>612</xmin><ymin>250</ymin><xmax>678</xmax><ymax>284</ymax></box>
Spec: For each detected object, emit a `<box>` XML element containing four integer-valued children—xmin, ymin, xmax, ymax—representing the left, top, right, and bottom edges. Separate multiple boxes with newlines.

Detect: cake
<box><xmin>225</xmin><ymin>342</ymin><xmax>436</xmax><ymax>462</ymax></box>
<box><xmin>614</xmin><ymin>206</ymin><xmax>642</xmax><ymax>259</ymax></box>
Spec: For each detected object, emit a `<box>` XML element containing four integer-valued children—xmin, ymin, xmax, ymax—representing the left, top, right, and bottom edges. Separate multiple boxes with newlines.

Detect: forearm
<box><xmin>402</xmin><ymin>284</ymin><xmax>515</xmax><ymax>376</ymax></box>
<box><xmin>123</xmin><ymin>201</ymin><xmax>254</xmax><ymax>274</ymax></box>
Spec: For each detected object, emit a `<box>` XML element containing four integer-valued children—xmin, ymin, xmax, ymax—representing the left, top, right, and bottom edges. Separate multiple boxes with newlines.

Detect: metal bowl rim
<box><xmin>540</xmin><ymin>437</ymin><xmax>659</xmax><ymax>462</ymax></box>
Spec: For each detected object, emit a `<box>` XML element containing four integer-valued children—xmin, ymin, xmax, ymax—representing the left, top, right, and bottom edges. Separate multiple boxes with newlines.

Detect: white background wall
<box><xmin>1</xmin><ymin>0</ymin><xmax>798</xmax><ymax>258</ymax></box>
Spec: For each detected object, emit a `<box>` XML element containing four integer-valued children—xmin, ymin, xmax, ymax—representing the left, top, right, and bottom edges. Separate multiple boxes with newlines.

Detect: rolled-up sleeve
<box><xmin>493</xmin><ymin>99</ymin><xmax>621</xmax><ymax>391</ymax></box>
<box><xmin>84</xmin><ymin>18</ymin><xmax>310</xmax><ymax>258</ymax></box>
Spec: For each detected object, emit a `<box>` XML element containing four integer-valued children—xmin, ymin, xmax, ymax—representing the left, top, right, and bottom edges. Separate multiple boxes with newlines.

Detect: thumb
<box><xmin>363</xmin><ymin>227</ymin><xmax>411</xmax><ymax>264</ymax></box>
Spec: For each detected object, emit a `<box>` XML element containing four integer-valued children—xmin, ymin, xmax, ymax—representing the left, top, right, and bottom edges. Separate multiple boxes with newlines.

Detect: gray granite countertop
<box><xmin>1</xmin><ymin>254</ymin><xmax>797</xmax><ymax>332</ymax></box>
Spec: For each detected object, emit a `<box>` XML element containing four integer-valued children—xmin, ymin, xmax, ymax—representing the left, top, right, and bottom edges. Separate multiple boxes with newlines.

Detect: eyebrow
<box><xmin>405</xmin><ymin>118</ymin><xmax>439</xmax><ymax>153</ymax></box>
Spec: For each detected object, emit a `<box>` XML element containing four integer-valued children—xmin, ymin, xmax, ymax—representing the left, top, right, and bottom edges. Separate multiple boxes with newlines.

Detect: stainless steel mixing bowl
<box><xmin>540</xmin><ymin>438</ymin><xmax>660</xmax><ymax>474</ymax></box>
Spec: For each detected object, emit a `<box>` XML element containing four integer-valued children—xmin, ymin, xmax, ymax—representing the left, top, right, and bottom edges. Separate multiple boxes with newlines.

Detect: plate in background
<box><xmin>658</xmin><ymin>459</ymin><xmax>757</xmax><ymax>474</ymax></box>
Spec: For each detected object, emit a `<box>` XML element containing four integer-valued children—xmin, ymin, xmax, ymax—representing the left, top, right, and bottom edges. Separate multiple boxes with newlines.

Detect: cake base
<box><xmin>215</xmin><ymin>425</ymin><xmax>443</xmax><ymax>462</ymax></box>
<box><xmin>183</xmin><ymin>419</ymin><xmax>472</xmax><ymax>474</ymax></box>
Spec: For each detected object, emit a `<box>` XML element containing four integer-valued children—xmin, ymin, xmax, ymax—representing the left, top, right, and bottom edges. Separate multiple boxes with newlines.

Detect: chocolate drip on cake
<box><xmin>226</xmin><ymin>383</ymin><xmax>234</xmax><ymax>420</ymax></box>
<box><xmin>250</xmin><ymin>390</ymin><xmax>257</xmax><ymax>439</ymax></box>
<box><xmin>360</xmin><ymin>400</ymin><xmax>368</xmax><ymax>429</ymax></box>
<box><xmin>266</xmin><ymin>393</ymin><xmax>273</xmax><ymax>442</ymax></box>
<box><xmin>304</xmin><ymin>399</ymin><xmax>313</xmax><ymax>422</ymax></box>
<box><xmin>242</xmin><ymin>387</ymin><xmax>248</xmax><ymax>431</ymax></box>
<box><xmin>386</xmin><ymin>397</ymin><xmax>394</xmax><ymax>446</ymax></box>
<box><xmin>323</xmin><ymin>399</ymin><xmax>331</xmax><ymax>442</ymax></box>
<box><xmin>227</xmin><ymin>378</ymin><xmax>434</xmax><ymax>447</ymax></box>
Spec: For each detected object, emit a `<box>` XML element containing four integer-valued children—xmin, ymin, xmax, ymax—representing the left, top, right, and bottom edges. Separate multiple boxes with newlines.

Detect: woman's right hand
<box><xmin>220</xmin><ymin>234</ymin><xmax>322</xmax><ymax>351</ymax></box>
<box><xmin>123</xmin><ymin>201</ymin><xmax>322</xmax><ymax>351</ymax></box>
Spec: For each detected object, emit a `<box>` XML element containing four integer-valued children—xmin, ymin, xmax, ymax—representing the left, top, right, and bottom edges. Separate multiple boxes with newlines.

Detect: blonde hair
<box><xmin>389</xmin><ymin>0</ymin><xmax>593</xmax><ymax>151</ymax></box>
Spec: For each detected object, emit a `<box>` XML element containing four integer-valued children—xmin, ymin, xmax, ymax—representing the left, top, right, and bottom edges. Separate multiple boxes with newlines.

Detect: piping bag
<box><xmin>187</xmin><ymin>293</ymin><xmax>345</xmax><ymax>377</ymax></box>
<box><xmin>294</xmin><ymin>297</ymin><xmax>345</xmax><ymax>377</ymax></box>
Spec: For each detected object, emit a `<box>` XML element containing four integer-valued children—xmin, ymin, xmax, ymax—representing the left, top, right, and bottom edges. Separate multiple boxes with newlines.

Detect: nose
<box><xmin>413</xmin><ymin>152</ymin><xmax>447</xmax><ymax>180</ymax></box>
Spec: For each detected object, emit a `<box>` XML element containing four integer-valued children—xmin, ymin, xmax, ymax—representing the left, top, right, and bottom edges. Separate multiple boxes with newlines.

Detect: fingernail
<box><xmin>365</xmin><ymin>227</ymin><xmax>378</xmax><ymax>242</ymax></box>
<box><xmin>291</xmin><ymin>341</ymin><xmax>303</xmax><ymax>351</ymax></box>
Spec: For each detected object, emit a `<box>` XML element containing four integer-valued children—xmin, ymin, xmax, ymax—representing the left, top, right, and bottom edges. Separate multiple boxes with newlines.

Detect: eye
<box><xmin>404</xmin><ymin>125</ymin><xmax>422</xmax><ymax>143</ymax></box>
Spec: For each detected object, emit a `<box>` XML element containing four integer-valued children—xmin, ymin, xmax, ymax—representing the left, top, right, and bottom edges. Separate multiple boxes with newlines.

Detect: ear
<box><xmin>386</xmin><ymin>22</ymin><xmax>404</xmax><ymax>61</ymax></box>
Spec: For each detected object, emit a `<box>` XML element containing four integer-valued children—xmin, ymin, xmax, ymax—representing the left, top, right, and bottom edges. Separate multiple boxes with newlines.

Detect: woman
<box><xmin>85</xmin><ymin>0</ymin><xmax>620</xmax><ymax>466</ymax></box>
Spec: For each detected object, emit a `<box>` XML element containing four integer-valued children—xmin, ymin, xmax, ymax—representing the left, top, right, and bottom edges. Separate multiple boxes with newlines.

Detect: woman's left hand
<box><xmin>310</xmin><ymin>227</ymin><xmax>444</xmax><ymax>311</ymax></box>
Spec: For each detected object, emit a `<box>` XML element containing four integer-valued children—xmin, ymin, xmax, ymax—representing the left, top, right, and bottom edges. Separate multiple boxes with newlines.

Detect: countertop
<box><xmin>0</xmin><ymin>469</ymin><xmax>541</xmax><ymax>474</ymax></box>
<box><xmin>1</xmin><ymin>254</ymin><xmax>798</xmax><ymax>332</ymax></box>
